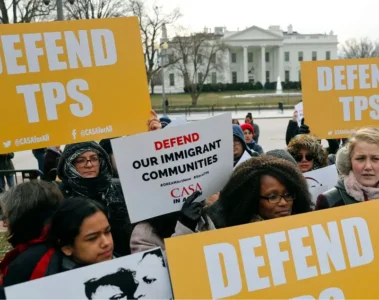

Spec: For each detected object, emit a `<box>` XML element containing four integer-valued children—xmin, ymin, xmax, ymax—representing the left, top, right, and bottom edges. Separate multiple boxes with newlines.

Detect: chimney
<box><xmin>288</xmin><ymin>24</ymin><xmax>293</xmax><ymax>34</ymax></box>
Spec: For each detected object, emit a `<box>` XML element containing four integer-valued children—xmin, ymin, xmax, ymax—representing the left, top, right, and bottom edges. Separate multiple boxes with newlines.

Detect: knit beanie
<box><xmin>266</xmin><ymin>149</ymin><xmax>298</xmax><ymax>167</ymax></box>
<box><xmin>240</xmin><ymin>123</ymin><xmax>254</xmax><ymax>135</ymax></box>
<box><xmin>160</xmin><ymin>116</ymin><xmax>171</xmax><ymax>128</ymax></box>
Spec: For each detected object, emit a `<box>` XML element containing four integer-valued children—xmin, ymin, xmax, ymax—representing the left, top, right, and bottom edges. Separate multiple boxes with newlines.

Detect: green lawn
<box><xmin>150</xmin><ymin>90</ymin><xmax>302</xmax><ymax>111</ymax></box>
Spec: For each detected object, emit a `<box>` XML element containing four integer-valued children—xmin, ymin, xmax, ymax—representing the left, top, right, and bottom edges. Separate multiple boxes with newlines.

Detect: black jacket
<box><xmin>285</xmin><ymin>120</ymin><xmax>299</xmax><ymax>145</ymax></box>
<box><xmin>315</xmin><ymin>179</ymin><xmax>359</xmax><ymax>210</ymax></box>
<box><xmin>2</xmin><ymin>244</ymin><xmax>62</xmax><ymax>287</ymax></box>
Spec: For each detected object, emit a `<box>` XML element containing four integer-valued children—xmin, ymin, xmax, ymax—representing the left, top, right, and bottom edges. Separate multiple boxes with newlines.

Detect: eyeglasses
<box><xmin>260</xmin><ymin>193</ymin><xmax>295</xmax><ymax>204</ymax></box>
<box><xmin>74</xmin><ymin>157</ymin><xmax>100</xmax><ymax>167</ymax></box>
<box><xmin>293</xmin><ymin>153</ymin><xmax>314</xmax><ymax>162</ymax></box>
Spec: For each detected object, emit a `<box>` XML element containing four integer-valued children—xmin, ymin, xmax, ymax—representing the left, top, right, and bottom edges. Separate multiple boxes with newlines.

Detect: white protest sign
<box><xmin>234</xmin><ymin>150</ymin><xmax>251</xmax><ymax>169</ymax></box>
<box><xmin>112</xmin><ymin>113</ymin><xmax>233</xmax><ymax>223</ymax></box>
<box><xmin>5</xmin><ymin>248</ymin><xmax>172</xmax><ymax>299</ymax></box>
<box><xmin>295</xmin><ymin>101</ymin><xmax>304</xmax><ymax>127</ymax></box>
<box><xmin>303</xmin><ymin>165</ymin><xmax>339</xmax><ymax>204</ymax></box>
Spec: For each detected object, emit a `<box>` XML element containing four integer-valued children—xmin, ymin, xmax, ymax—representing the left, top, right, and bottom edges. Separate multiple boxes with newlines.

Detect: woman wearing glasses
<box><xmin>287</xmin><ymin>134</ymin><xmax>328</xmax><ymax>173</ymax></box>
<box><xmin>207</xmin><ymin>155</ymin><xmax>312</xmax><ymax>228</ymax></box>
<box><xmin>57</xmin><ymin>141</ymin><xmax>131</xmax><ymax>257</ymax></box>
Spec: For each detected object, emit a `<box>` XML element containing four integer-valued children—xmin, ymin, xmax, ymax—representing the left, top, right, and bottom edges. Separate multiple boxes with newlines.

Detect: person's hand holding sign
<box><xmin>179</xmin><ymin>191</ymin><xmax>203</xmax><ymax>231</ymax></box>
<box><xmin>148</xmin><ymin>110</ymin><xmax>162</xmax><ymax>131</ymax></box>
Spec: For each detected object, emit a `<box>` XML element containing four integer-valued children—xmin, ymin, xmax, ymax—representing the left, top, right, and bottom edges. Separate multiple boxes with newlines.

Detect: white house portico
<box><xmin>157</xmin><ymin>24</ymin><xmax>338</xmax><ymax>94</ymax></box>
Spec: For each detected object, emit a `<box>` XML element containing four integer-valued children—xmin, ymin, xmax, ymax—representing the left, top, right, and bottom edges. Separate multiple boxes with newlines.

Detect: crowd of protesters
<box><xmin>0</xmin><ymin>109</ymin><xmax>378</xmax><ymax>295</ymax></box>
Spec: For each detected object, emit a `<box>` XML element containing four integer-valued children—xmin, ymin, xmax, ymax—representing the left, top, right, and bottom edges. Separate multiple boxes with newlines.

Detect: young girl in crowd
<box><xmin>49</xmin><ymin>197</ymin><xmax>114</xmax><ymax>270</ymax></box>
<box><xmin>207</xmin><ymin>155</ymin><xmax>312</xmax><ymax>228</ymax></box>
<box><xmin>317</xmin><ymin>127</ymin><xmax>379</xmax><ymax>209</ymax></box>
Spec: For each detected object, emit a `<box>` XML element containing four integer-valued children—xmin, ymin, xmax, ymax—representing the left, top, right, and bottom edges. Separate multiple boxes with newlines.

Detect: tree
<box><xmin>342</xmin><ymin>37</ymin><xmax>379</xmax><ymax>59</ymax></box>
<box><xmin>0</xmin><ymin>0</ymin><xmax>55</xmax><ymax>24</ymax></box>
<box><xmin>64</xmin><ymin>0</ymin><xmax>128</xmax><ymax>20</ymax></box>
<box><xmin>128</xmin><ymin>0</ymin><xmax>180</xmax><ymax>94</ymax></box>
<box><xmin>170</xmin><ymin>30</ymin><xmax>227</xmax><ymax>106</ymax></box>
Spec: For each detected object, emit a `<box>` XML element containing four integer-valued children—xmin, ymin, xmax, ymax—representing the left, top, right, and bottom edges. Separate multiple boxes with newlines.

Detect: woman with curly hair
<box><xmin>287</xmin><ymin>134</ymin><xmax>328</xmax><ymax>173</ymax></box>
<box><xmin>207</xmin><ymin>156</ymin><xmax>312</xmax><ymax>228</ymax></box>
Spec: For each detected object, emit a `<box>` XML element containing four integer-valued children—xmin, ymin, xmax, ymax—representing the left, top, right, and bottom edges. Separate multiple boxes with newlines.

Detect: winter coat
<box><xmin>1</xmin><ymin>243</ymin><xmax>62</xmax><ymax>287</ymax></box>
<box><xmin>252</xmin><ymin>123</ymin><xmax>260</xmax><ymax>143</ymax></box>
<box><xmin>43</xmin><ymin>148</ymin><xmax>61</xmax><ymax>181</ymax></box>
<box><xmin>57</xmin><ymin>142</ymin><xmax>132</xmax><ymax>256</ymax></box>
<box><xmin>285</xmin><ymin>120</ymin><xmax>299</xmax><ymax>145</ymax></box>
<box><xmin>315</xmin><ymin>179</ymin><xmax>358</xmax><ymax>210</ymax></box>
<box><xmin>233</xmin><ymin>125</ymin><xmax>257</xmax><ymax>166</ymax></box>
<box><xmin>130</xmin><ymin>217</ymin><xmax>215</xmax><ymax>254</ymax></box>
<box><xmin>246</xmin><ymin>141</ymin><xmax>264</xmax><ymax>154</ymax></box>
<box><xmin>0</xmin><ymin>153</ymin><xmax>14</xmax><ymax>171</ymax></box>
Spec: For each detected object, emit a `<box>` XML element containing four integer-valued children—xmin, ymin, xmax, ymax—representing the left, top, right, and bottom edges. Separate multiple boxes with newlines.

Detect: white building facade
<box><xmin>159</xmin><ymin>25</ymin><xmax>338</xmax><ymax>94</ymax></box>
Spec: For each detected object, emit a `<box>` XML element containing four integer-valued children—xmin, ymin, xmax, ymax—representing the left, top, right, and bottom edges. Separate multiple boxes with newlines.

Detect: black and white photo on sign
<box><xmin>5</xmin><ymin>248</ymin><xmax>172</xmax><ymax>300</ymax></box>
<box><xmin>111</xmin><ymin>113</ymin><xmax>233</xmax><ymax>223</ymax></box>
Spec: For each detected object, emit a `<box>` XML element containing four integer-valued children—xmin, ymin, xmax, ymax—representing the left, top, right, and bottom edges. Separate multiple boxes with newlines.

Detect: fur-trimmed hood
<box><xmin>287</xmin><ymin>134</ymin><xmax>328</xmax><ymax>170</ymax></box>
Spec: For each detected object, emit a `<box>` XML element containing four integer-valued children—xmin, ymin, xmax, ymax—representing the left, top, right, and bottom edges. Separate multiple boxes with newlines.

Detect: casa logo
<box><xmin>170</xmin><ymin>183</ymin><xmax>203</xmax><ymax>199</ymax></box>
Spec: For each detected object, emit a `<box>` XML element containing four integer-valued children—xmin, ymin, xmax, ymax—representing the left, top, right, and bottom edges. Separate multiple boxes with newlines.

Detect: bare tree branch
<box><xmin>65</xmin><ymin>0</ymin><xmax>128</xmax><ymax>20</ymax></box>
<box><xmin>170</xmin><ymin>29</ymin><xmax>227</xmax><ymax>106</ymax></box>
<box><xmin>128</xmin><ymin>0</ymin><xmax>181</xmax><ymax>94</ymax></box>
<box><xmin>342</xmin><ymin>37</ymin><xmax>379</xmax><ymax>59</ymax></box>
<box><xmin>0</xmin><ymin>0</ymin><xmax>55</xmax><ymax>24</ymax></box>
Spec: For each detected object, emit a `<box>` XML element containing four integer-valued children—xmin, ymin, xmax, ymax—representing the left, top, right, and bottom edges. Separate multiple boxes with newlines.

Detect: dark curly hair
<box><xmin>207</xmin><ymin>156</ymin><xmax>312</xmax><ymax>228</ymax></box>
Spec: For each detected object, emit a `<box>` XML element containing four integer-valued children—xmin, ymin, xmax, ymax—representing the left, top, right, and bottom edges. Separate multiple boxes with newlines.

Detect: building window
<box><xmin>285</xmin><ymin>70</ymin><xmax>290</xmax><ymax>82</ymax></box>
<box><xmin>210</xmin><ymin>53</ymin><xmax>216</xmax><ymax>64</ymax></box>
<box><xmin>169</xmin><ymin>73</ymin><xmax>175</xmax><ymax>86</ymax></box>
<box><xmin>198</xmin><ymin>72</ymin><xmax>203</xmax><ymax>83</ymax></box>
<box><xmin>197</xmin><ymin>55</ymin><xmax>202</xmax><ymax>64</ymax></box>
<box><xmin>326</xmin><ymin>51</ymin><xmax>331</xmax><ymax>60</ymax></box>
<box><xmin>231</xmin><ymin>53</ymin><xmax>237</xmax><ymax>63</ymax></box>
<box><xmin>285</xmin><ymin>52</ymin><xmax>290</xmax><ymax>62</ymax></box>
<box><xmin>265</xmin><ymin>52</ymin><xmax>270</xmax><ymax>62</ymax></box>
<box><xmin>248</xmin><ymin>52</ymin><xmax>253</xmax><ymax>63</ymax></box>
<box><xmin>266</xmin><ymin>70</ymin><xmax>270</xmax><ymax>82</ymax></box>
<box><xmin>298</xmin><ymin>51</ymin><xmax>303</xmax><ymax>62</ymax></box>
<box><xmin>211</xmin><ymin>72</ymin><xmax>217</xmax><ymax>84</ymax></box>
<box><xmin>312</xmin><ymin>51</ymin><xmax>317</xmax><ymax>61</ymax></box>
<box><xmin>232</xmin><ymin>72</ymin><xmax>237</xmax><ymax>83</ymax></box>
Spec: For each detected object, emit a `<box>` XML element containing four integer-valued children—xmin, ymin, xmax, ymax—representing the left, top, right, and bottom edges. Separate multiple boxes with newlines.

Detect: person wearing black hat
<box><xmin>159</xmin><ymin>116</ymin><xmax>171</xmax><ymax>128</ymax></box>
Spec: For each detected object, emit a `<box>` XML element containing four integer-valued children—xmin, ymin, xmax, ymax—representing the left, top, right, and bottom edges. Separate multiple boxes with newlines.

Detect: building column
<box><xmin>261</xmin><ymin>45</ymin><xmax>266</xmax><ymax>84</ymax></box>
<box><xmin>226</xmin><ymin>48</ymin><xmax>231</xmax><ymax>83</ymax></box>
<box><xmin>278</xmin><ymin>44</ymin><xmax>284</xmax><ymax>81</ymax></box>
<box><xmin>243</xmin><ymin>46</ymin><xmax>248</xmax><ymax>82</ymax></box>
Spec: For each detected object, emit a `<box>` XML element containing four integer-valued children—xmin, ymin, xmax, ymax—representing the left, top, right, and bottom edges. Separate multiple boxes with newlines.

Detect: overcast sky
<box><xmin>160</xmin><ymin>0</ymin><xmax>378</xmax><ymax>45</ymax></box>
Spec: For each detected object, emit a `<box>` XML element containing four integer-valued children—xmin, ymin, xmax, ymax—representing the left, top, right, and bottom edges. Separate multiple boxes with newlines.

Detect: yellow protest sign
<box><xmin>166</xmin><ymin>201</ymin><xmax>379</xmax><ymax>299</ymax></box>
<box><xmin>301</xmin><ymin>58</ymin><xmax>379</xmax><ymax>139</ymax></box>
<box><xmin>0</xmin><ymin>17</ymin><xmax>151</xmax><ymax>154</ymax></box>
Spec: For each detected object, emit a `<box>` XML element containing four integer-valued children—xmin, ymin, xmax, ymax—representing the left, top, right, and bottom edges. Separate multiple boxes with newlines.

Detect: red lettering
<box><xmin>163</xmin><ymin>139</ymin><xmax>170</xmax><ymax>148</ymax></box>
<box><xmin>192</xmin><ymin>132</ymin><xmax>200</xmax><ymax>142</ymax></box>
<box><xmin>155</xmin><ymin>133</ymin><xmax>201</xmax><ymax>151</ymax></box>
<box><xmin>154</xmin><ymin>141</ymin><xmax>163</xmax><ymax>150</ymax></box>
<box><xmin>171</xmin><ymin>188</ymin><xmax>180</xmax><ymax>198</ymax></box>
<box><xmin>171</xmin><ymin>183</ymin><xmax>203</xmax><ymax>198</ymax></box>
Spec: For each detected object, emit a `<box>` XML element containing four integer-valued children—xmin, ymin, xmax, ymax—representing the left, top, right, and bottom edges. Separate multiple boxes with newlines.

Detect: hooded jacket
<box><xmin>57</xmin><ymin>142</ymin><xmax>132</xmax><ymax>256</ymax></box>
<box><xmin>233</xmin><ymin>125</ymin><xmax>257</xmax><ymax>166</ymax></box>
<box><xmin>287</xmin><ymin>134</ymin><xmax>328</xmax><ymax>171</ymax></box>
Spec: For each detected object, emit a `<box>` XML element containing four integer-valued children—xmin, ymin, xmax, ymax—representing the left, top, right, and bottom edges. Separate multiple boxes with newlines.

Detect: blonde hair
<box><xmin>348</xmin><ymin>127</ymin><xmax>379</xmax><ymax>158</ymax></box>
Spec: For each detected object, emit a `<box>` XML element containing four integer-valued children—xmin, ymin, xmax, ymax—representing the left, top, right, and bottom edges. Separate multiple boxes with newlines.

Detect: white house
<box><xmin>157</xmin><ymin>25</ymin><xmax>338</xmax><ymax>94</ymax></box>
